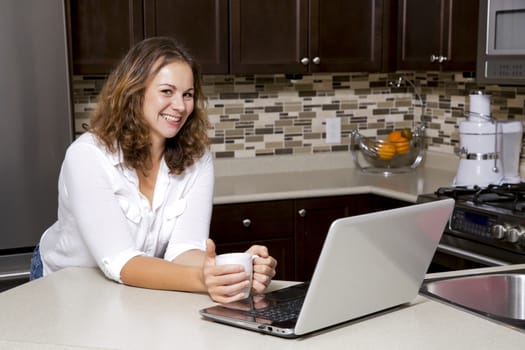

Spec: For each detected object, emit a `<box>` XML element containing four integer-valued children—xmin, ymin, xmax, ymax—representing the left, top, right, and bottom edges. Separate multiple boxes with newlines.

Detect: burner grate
<box><xmin>436</xmin><ymin>183</ymin><xmax>525</xmax><ymax>212</ymax></box>
<box><xmin>435</xmin><ymin>186</ymin><xmax>479</xmax><ymax>198</ymax></box>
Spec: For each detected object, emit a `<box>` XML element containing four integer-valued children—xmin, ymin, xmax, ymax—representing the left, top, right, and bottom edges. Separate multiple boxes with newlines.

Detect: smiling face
<box><xmin>142</xmin><ymin>60</ymin><xmax>195</xmax><ymax>149</ymax></box>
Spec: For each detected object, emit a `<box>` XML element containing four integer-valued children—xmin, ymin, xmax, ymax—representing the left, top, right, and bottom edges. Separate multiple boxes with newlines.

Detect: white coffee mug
<box><xmin>215</xmin><ymin>252</ymin><xmax>257</xmax><ymax>297</ymax></box>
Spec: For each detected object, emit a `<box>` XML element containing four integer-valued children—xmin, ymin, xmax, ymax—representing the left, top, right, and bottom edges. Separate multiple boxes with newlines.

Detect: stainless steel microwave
<box><xmin>477</xmin><ymin>0</ymin><xmax>525</xmax><ymax>85</ymax></box>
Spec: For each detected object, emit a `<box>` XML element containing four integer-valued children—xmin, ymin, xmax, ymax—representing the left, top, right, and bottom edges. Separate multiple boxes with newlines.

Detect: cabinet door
<box><xmin>294</xmin><ymin>195</ymin><xmax>371</xmax><ymax>282</ymax></box>
<box><xmin>230</xmin><ymin>0</ymin><xmax>309</xmax><ymax>74</ymax></box>
<box><xmin>397</xmin><ymin>0</ymin><xmax>478</xmax><ymax>71</ymax></box>
<box><xmin>309</xmin><ymin>0</ymin><xmax>386</xmax><ymax>72</ymax></box>
<box><xmin>397</xmin><ymin>0</ymin><xmax>444</xmax><ymax>70</ymax></box>
<box><xmin>67</xmin><ymin>0</ymin><xmax>143</xmax><ymax>75</ymax></box>
<box><xmin>144</xmin><ymin>0</ymin><xmax>228</xmax><ymax>74</ymax></box>
<box><xmin>440</xmin><ymin>0</ymin><xmax>478</xmax><ymax>71</ymax></box>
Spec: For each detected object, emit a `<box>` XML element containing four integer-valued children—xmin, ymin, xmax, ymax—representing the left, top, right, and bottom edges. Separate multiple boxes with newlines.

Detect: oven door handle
<box><xmin>437</xmin><ymin>243</ymin><xmax>511</xmax><ymax>266</ymax></box>
<box><xmin>0</xmin><ymin>271</ymin><xmax>30</xmax><ymax>281</ymax></box>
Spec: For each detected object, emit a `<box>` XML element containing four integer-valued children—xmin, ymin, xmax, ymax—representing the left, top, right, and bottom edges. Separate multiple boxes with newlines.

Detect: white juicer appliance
<box><xmin>454</xmin><ymin>92</ymin><xmax>523</xmax><ymax>188</ymax></box>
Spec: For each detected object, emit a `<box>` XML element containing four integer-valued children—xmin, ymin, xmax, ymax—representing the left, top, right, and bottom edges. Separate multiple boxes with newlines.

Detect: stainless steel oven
<box><xmin>477</xmin><ymin>0</ymin><xmax>525</xmax><ymax>85</ymax></box>
<box><xmin>418</xmin><ymin>184</ymin><xmax>525</xmax><ymax>272</ymax></box>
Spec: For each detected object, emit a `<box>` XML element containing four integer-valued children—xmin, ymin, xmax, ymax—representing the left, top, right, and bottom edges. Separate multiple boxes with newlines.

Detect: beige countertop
<box><xmin>0</xmin><ymin>266</ymin><xmax>524</xmax><ymax>349</ymax></box>
<box><xmin>213</xmin><ymin>151</ymin><xmax>458</xmax><ymax>204</ymax></box>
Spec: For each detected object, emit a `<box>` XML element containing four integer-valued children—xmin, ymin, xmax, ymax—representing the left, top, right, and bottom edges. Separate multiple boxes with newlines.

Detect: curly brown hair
<box><xmin>89</xmin><ymin>37</ymin><xmax>210</xmax><ymax>175</ymax></box>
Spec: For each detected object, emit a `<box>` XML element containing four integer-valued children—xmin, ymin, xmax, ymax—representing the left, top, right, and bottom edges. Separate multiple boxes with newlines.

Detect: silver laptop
<box><xmin>199</xmin><ymin>199</ymin><xmax>455</xmax><ymax>338</ymax></box>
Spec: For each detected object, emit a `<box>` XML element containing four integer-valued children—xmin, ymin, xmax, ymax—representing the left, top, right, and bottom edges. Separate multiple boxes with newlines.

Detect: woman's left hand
<box><xmin>245</xmin><ymin>245</ymin><xmax>277</xmax><ymax>293</ymax></box>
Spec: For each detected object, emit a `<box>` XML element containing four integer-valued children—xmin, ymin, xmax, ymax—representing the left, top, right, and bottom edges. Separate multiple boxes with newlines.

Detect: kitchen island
<box><xmin>0</xmin><ymin>266</ymin><xmax>524</xmax><ymax>349</ymax></box>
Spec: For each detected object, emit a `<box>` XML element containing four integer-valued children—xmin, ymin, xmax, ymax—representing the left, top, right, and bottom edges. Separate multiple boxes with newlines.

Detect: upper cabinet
<box><xmin>396</xmin><ymin>0</ymin><xmax>479</xmax><ymax>71</ymax></box>
<box><xmin>67</xmin><ymin>0</ymin><xmax>143</xmax><ymax>75</ymax></box>
<box><xmin>68</xmin><ymin>0</ymin><xmax>228</xmax><ymax>75</ymax></box>
<box><xmin>229</xmin><ymin>0</ymin><xmax>307</xmax><ymax>74</ymax></box>
<box><xmin>230</xmin><ymin>0</ymin><xmax>388</xmax><ymax>74</ymax></box>
<box><xmin>144</xmin><ymin>0</ymin><xmax>229</xmax><ymax>74</ymax></box>
<box><xmin>68</xmin><ymin>0</ymin><xmax>478</xmax><ymax>75</ymax></box>
<box><xmin>310</xmin><ymin>0</ymin><xmax>391</xmax><ymax>73</ymax></box>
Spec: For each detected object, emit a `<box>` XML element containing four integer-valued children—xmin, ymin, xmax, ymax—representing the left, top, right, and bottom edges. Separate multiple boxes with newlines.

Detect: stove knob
<box><xmin>519</xmin><ymin>234</ymin><xmax>525</xmax><ymax>248</ymax></box>
<box><xmin>506</xmin><ymin>226</ymin><xmax>524</xmax><ymax>243</ymax></box>
<box><xmin>491</xmin><ymin>224</ymin><xmax>507</xmax><ymax>240</ymax></box>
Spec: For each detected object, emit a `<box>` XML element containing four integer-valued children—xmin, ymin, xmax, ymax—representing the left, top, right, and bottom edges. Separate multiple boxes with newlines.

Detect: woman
<box><xmin>30</xmin><ymin>37</ymin><xmax>277</xmax><ymax>304</ymax></box>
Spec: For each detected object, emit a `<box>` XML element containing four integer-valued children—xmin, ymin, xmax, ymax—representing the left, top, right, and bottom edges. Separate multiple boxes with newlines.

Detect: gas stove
<box><xmin>435</xmin><ymin>183</ymin><xmax>525</xmax><ymax>213</ymax></box>
<box><xmin>417</xmin><ymin>183</ymin><xmax>525</xmax><ymax>271</ymax></box>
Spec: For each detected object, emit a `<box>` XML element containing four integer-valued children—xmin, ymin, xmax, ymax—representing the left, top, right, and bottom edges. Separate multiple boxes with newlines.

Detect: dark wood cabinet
<box><xmin>230</xmin><ymin>0</ymin><xmax>388</xmax><ymax>74</ymax></box>
<box><xmin>68</xmin><ymin>0</ymin><xmax>228</xmax><ymax>75</ymax></box>
<box><xmin>66</xmin><ymin>0</ymin><xmax>143</xmax><ymax>75</ymax></box>
<box><xmin>294</xmin><ymin>194</ymin><xmax>412</xmax><ymax>281</ymax></box>
<box><xmin>210</xmin><ymin>194</ymin><xmax>412</xmax><ymax>282</ymax></box>
<box><xmin>294</xmin><ymin>194</ymin><xmax>372</xmax><ymax>282</ymax></box>
<box><xmin>229</xmin><ymin>0</ymin><xmax>308</xmax><ymax>74</ymax></box>
<box><xmin>68</xmin><ymin>0</ymin><xmax>478</xmax><ymax>75</ymax></box>
<box><xmin>209</xmin><ymin>200</ymin><xmax>295</xmax><ymax>281</ymax></box>
<box><xmin>144</xmin><ymin>0</ymin><xmax>229</xmax><ymax>74</ymax></box>
<box><xmin>309</xmin><ymin>0</ymin><xmax>390</xmax><ymax>73</ymax></box>
<box><xmin>396</xmin><ymin>0</ymin><xmax>479</xmax><ymax>71</ymax></box>
<box><xmin>367</xmin><ymin>194</ymin><xmax>412</xmax><ymax>213</ymax></box>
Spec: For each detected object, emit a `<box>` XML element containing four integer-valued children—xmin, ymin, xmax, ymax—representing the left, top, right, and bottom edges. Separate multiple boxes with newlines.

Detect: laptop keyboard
<box><xmin>244</xmin><ymin>297</ymin><xmax>305</xmax><ymax>323</ymax></box>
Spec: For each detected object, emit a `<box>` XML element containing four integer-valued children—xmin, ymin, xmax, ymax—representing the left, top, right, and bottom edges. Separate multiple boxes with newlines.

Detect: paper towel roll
<box><xmin>469</xmin><ymin>93</ymin><xmax>491</xmax><ymax>122</ymax></box>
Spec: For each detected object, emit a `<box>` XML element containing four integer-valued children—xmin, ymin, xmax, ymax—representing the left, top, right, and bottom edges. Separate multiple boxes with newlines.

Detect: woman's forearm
<box><xmin>120</xmin><ymin>254</ymin><xmax>206</xmax><ymax>292</ymax></box>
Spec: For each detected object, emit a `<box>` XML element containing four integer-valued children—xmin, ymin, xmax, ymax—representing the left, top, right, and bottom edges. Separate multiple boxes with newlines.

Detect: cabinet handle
<box><xmin>312</xmin><ymin>57</ymin><xmax>320</xmax><ymax>64</ymax></box>
<box><xmin>430</xmin><ymin>54</ymin><xmax>448</xmax><ymax>63</ymax></box>
<box><xmin>298</xmin><ymin>209</ymin><xmax>306</xmax><ymax>217</ymax></box>
<box><xmin>300</xmin><ymin>57</ymin><xmax>309</xmax><ymax>65</ymax></box>
<box><xmin>242</xmin><ymin>218</ymin><xmax>252</xmax><ymax>227</ymax></box>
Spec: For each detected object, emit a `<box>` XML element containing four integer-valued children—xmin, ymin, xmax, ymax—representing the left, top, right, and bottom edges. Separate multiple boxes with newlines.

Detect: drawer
<box><xmin>210</xmin><ymin>200</ymin><xmax>294</xmax><ymax>242</ymax></box>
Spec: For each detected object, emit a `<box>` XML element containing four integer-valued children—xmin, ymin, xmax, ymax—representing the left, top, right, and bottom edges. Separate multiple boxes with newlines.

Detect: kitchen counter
<box><xmin>0</xmin><ymin>266</ymin><xmax>524</xmax><ymax>349</ymax></box>
<box><xmin>213</xmin><ymin>151</ymin><xmax>458</xmax><ymax>204</ymax></box>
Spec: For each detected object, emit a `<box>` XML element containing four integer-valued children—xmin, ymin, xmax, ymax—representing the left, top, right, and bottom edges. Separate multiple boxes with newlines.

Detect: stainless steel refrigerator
<box><xmin>0</xmin><ymin>0</ymin><xmax>73</xmax><ymax>290</ymax></box>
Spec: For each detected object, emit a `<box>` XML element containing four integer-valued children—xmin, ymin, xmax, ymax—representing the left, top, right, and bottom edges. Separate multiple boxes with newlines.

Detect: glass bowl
<box><xmin>350</xmin><ymin>125</ymin><xmax>425</xmax><ymax>174</ymax></box>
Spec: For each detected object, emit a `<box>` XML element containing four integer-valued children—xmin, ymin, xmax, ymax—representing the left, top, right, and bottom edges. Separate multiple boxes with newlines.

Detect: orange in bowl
<box><xmin>377</xmin><ymin>142</ymin><xmax>396</xmax><ymax>160</ymax></box>
<box><xmin>387</xmin><ymin>130</ymin><xmax>410</xmax><ymax>155</ymax></box>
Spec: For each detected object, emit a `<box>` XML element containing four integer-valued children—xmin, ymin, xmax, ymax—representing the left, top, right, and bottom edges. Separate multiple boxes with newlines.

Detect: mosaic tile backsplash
<box><xmin>73</xmin><ymin>71</ymin><xmax>525</xmax><ymax>160</ymax></box>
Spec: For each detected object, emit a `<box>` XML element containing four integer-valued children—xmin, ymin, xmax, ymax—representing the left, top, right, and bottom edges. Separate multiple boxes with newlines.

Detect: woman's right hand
<box><xmin>202</xmin><ymin>239</ymin><xmax>252</xmax><ymax>304</ymax></box>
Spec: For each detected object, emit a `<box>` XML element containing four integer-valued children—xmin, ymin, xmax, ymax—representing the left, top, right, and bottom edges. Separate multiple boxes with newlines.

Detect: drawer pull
<box><xmin>298</xmin><ymin>209</ymin><xmax>306</xmax><ymax>217</ymax></box>
<box><xmin>242</xmin><ymin>219</ymin><xmax>252</xmax><ymax>227</ymax></box>
<box><xmin>430</xmin><ymin>54</ymin><xmax>448</xmax><ymax>63</ymax></box>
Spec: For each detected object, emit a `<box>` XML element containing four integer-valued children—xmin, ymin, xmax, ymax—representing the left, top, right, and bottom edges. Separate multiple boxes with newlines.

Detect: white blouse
<box><xmin>39</xmin><ymin>132</ymin><xmax>214</xmax><ymax>282</ymax></box>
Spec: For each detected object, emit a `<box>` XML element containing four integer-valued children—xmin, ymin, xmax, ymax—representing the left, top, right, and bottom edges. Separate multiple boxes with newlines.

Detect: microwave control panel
<box><xmin>485</xmin><ymin>60</ymin><xmax>525</xmax><ymax>80</ymax></box>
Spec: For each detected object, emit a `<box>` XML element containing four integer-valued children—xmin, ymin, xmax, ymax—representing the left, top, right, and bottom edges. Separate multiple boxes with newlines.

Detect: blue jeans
<box><xmin>29</xmin><ymin>244</ymin><xmax>43</xmax><ymax>280</ymax></box>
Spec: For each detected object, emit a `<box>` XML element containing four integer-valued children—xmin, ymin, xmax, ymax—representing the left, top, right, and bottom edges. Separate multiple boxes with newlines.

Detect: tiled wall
<box><xmin>73</xmin><ymin>71</ymin><xmax>525</xmax><ymax>159</ymax></box>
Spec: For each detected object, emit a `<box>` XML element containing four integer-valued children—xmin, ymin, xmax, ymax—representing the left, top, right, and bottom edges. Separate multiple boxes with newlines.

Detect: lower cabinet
<box><xmin>210</xmin><ymin>200</ymin><xmax>295</xmax><ymax>281</ymax></box>
<box><xmin>294</xmin><ymin>194</ymin><xmax>372</xmax><ymax>281</ymax></box>
<box><xmin>210</xmin><ymin>194</ymin><xmax>411</xmax><ymax>282</ymax></box>
<box><xmin>367</xmin><ymin>194</ymin><xmax>413</xmax><ymax>213</ymax></box>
